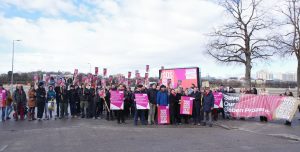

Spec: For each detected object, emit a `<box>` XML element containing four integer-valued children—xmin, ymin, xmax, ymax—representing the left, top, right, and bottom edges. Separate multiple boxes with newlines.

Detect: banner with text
<box><xmin>110</xmin><ymin>91</ymin><xmax>124</xmax><ymax>110</ymax></box>
<box><xmin>180</xmin><ymin>96</ymin><xmax>194</xmax><ymax>115</ymax></box>
<box><xmin>157</xmin><ymin>106</ymin><xmax>170</xmax><ymax>124</ymax></box>
<box><xmin>135</xmin><ymin>94</ymin><xmax>150</xmax><ymax>109</ymax></box>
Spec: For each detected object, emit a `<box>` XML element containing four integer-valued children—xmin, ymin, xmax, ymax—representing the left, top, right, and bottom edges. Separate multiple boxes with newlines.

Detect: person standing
<box><xmin>0</xmin><ymin>84</ymin><xmax>7</xmax><ymax>121</ymax></box>
<box><xmin>69</xmin><ymin>85</ymin><xmax>77</xmax><ymax>118</ymax></box>
<box><xmin>169</xmin><ymin>89</ymin><xmax>177</xmax><ymax>125</ymax></box>
<box><xmin>133</xmin><ymin>85</ymin><xmax>147</xmax><ymax>125</ymax></box>
<box><xmin>116</xmin><ymin>84</ymin><xmax>127</xmax><ymax>124</ymax></box>
<box><xmin>28</xmin><ymin>84</ymin><xmax>36</xmax><ymax>121</ymax></box>
<box><xmin>74</xmin><ymin>85</ymin><xmax>81</xmax><ymax>117</ymax></box>
<box><xmin>202</xmin><ymin>87</ymin><xmax>214</xmax><ymax>127</ymax></box>
<box><xmin>81</xmin><ymin>84</ymin><xmax>89</xmax><ymax>118</ymax></box>
<box><xmin>5</xmin><ymin>91</ymin><xmax>13</xmax><ymax>120</ymax></box>
<box><xmin>87</xmin><ymin>84</ymin><xmax>96</xmax><ymax>118</ymax></box>
<box><xmin>13</xmin><ymin>85</ymin><xmax>27</xmax><ymax>121</ymax></box>
<box><xmin>36</xmin><ymin>82</ymin><xmax>46</xmax><ymax>121</ymax></box>
<box><xmin>156</xmin><ymin>85</ymin><xmax>169</xmax><ymax>125</ymax></box>
<box><xmin>147</xmin><ymin>84</ymin><xmax>157</xmax><ymax>125</ymax></box>
<box><xmin>54</xmin><ymin>84</ymin><xmax>62</xmax><ymax>119</ymax></box>
<box><xmin>190</xmin><ymin>87</ymin><xmax>201</xmax><ymax>125</ymax></box>
<box><xmin>60</xmin><ymin>85</ymin><xmax>69</xmax><ymax>119</ymax></box>
<box><xmin>47</xmin><ymin>86</ymin><xmax>56</xmax><ymax>120</ymax></box>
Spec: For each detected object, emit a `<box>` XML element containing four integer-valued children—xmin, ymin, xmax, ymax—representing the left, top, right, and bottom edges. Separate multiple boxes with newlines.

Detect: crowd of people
<box><xmin>0</xmin><ymin>83</ymin><xmax>216</xmax><ymax>127</ymax></box>
<box><xmin>0</xmin><ymin>82</ymin><xmax>299</xmax><ymax>127</ymax></box>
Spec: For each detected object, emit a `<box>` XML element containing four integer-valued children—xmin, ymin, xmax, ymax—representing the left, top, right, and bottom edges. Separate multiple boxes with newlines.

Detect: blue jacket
<box><xmin>47</xmin><ymin>90</ymin><xmax>56</xmax><ymax>101</ymax></box>
<box><xmin>203</xmin><ymin>91</ymin><xmax>214</xmax><ymax>112</ymax></box>
<box><xmin>156</xmin><ymin>91</ymin><xmax>169</xmax><ymax>106</ymax></box>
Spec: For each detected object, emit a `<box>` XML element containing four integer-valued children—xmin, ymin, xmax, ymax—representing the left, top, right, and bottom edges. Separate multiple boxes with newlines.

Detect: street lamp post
<box><xmin>11</xmin><ymin>40</ymin><xmax>21</xmax><ymax>93</ymax></box>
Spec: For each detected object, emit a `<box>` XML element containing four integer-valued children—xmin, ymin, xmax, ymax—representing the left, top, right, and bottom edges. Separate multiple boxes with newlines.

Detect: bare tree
<box><xmin>207</xmin><ymin>0</ymin><xmax>276</xmax><ymax>88</ymax></box>
<box><xmin>275</xmin><ymin>0</ymin><xmax>300</xmax><ymax>96</ymax></box>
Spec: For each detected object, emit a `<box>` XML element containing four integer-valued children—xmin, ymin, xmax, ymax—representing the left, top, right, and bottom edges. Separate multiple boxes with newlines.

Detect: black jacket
<box><xmin>147</xmin><ymin>88</ymin><xmax>157</xmax><ymax>104</ymax></box>
<box><xmin>190</xmin><ymin>91</ymin><xmax>201</xmax><ymax>107</ymax></box>
<box><xmin>36</xmin><ymin>87</ymin><xmax>46</xmax><ymax>103</ymax></box>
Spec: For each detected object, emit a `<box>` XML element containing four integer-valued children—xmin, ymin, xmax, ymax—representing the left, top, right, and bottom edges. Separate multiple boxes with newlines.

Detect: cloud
<box><xmin>0</xmin><ymin>0</ymin><xmax>297</xmax><ymax>78</ymax></box>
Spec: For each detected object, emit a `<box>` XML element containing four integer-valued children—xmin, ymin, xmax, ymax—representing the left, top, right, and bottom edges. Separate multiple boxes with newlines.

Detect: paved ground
<box><xmin>1</xmin><ymin>114</ymin><xmax>300</xmax><ymax>152</ymax></box>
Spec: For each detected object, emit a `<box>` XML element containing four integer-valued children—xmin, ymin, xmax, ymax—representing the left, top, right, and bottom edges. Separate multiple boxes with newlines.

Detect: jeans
<box><xmin>80</xmin><ymin>101</ymin><xmax>88</xmax><ymax>117</ymax></box>
<box><xmin>60</xmin><ymin>102</ymin><xmax>68</xmax><ymax>118</ymax></box>
<box><xmin>148</xmin><ymin>103</ymin><xmax>156</xmax><ymax>124</ymax></box>
<box><xmin>1</xmin><ymin>107</ymin><xmax>5</xmax><ymax>120</ymax></box>
<box><xmin>134</xmin><ymin>109</ymin><xmax>146</xmax><ymax>125</ymax></box>
<box><xmin>203</xmin><ymin>112</ymin><xmax>212</xmax><ymax>125</ymax></box>
<box><xmin>70</xmin><ymin>102</ymin><xmax>77</xmax><ymax>116</ymax></box>
<box><xmin>6</xmin><ymin>105</ymin><xmax>13</xmax><ymax>119</ymax></box>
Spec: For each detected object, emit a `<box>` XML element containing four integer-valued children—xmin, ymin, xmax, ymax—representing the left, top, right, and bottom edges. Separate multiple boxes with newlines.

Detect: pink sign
<box><xmin>157</xmin><ymin>106</ymin><xmax>170</xmax><ymax>124</ymax></box>
<box><xmin>180</xmin><ymin>96</ymin><xmax>194</xmax><ymax>115</ymax></box>
<box><xmin>213</xmin><ymin>92</ymin><xmax>223</xmax><ymax>108</ymax></box>
<box><xmin>110</xmin><ymin>91</ymin><xmax>124</xmax><ymax>110</ymax></box>
<box><xmin>135</xmin><ymin>94</ymin><xmax>150</xmax><ymax>109</ymax></box>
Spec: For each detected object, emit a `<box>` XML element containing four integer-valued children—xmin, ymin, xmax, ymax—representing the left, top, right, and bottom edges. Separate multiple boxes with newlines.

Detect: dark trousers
<box><xmin>134</xmin><ymin>109</ymin><xmax>146</xmax><ymax>125</ymax></box>
<box><xmin>193</xmin><ymin>101</ymin><xmax>201</xmax><ymax>124</ymax></box>
<box><xmin>106</xmin><ymin>101</ymin><xmax>114</xmax><ymax>120</ymax></box>
<box><xmin>76</xmin><ymin>101</ymin><xmax>81</xmax><ymax>115</ymax></box>
<box><xmin>56</xmin><ymin>97</ymin><xmax>60</xmax><ymax>117</ymax></box>
<box><xmin>173</xmin><ymin>104</ymin><xmax>181</xmax><ymax>124</ymax></box>
<box><xmin>70</xmin><ymin>102</ymin><xmax>77</xmax><ymax>116</ymax></box>
<box><xmin>94</xmin><ymin>101</ymin><xmax>103</xmax><ymax>118</ymax></box>
<box><xmin>37</xmin><ymin>102</ymin><xmax>45</xmax><ymax>119</ymax></box>
<box><xmin>116</xmin><ymin>110</ymin><xmax>125</xmax><ymax>123</ymax></box>
<box><xmin>88</xmin><ymin>101</ymin><xmax>94</xmax><ymax>118</ymax></box>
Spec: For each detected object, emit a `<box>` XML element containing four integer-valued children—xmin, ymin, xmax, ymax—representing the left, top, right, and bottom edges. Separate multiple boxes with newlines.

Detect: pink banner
<box><xmin>95</xmin><ymin>67</ymin><xmax>98</xmax><ymax>75</ymax></box>
<box><xmin>110</xmin><ymin>91</ymin><xmax>124</xmax><ymax>110</ymax></box>
<box><xmin>160</xmin><ymin>68</ymin><xmax>198</xmax><ymax>89</ymax></box>
<box><xmin>213</xmin><ymin>92</ymin><xmax>223</xmax><ymax>108</ymax></box>
<box><xmin>180</xmin><ymin>96</ymin><xmax>194</xmax><ymax>115</ymax></box>
<box><xmin>135</xmin><ymin>94</ymin><xmax>149</xmax><ymax>109</ymax></box>
<box><xmin>157</xmin><ymin>106</ymin><xmax>170</xmax><ymax>124</ymax></box>
<box><xmin>146</xmin><ymin>65</ymin><xmax>149</xmax><ymax>72</ymax></box>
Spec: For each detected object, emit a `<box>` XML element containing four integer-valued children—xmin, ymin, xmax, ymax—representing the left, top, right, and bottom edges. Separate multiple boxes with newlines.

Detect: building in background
<box><xmin>256</xmin><ymin>70</ymin><xmax>273</xmax><ymax>81</ymax></box>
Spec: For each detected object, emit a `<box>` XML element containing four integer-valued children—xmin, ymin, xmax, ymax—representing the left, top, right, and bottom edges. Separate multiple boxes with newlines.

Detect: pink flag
<box><xmin>128</xmin><ymin>72</ymin><xmax>131</xmax><ymax>79</ymax></box>
<box><xmin>95</xmin><ymin>67</ymin><xmax>99</xmax><ymax>75</ymax></box>
<box><xmin>103</xmin><ymin>68</ymin><xmax>107</xmax><ymax>77</ymax></box>
<box><xmin>213</xmin><ymin>92</ymin><xmax>223</xmax><ymax>108</ymax></box>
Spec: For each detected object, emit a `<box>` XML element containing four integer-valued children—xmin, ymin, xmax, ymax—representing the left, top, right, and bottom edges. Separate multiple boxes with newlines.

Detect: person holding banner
<box><xmin>133</xmin><ymin>85</ymin><xmax>147</xmax><ymax>125</ymax></box>
<box><xmin>147</xmin><ymin>84</ymin><xmax>157</xmax><ymax>125</ymax></box>
<box><xmin>156</xmin><ymin>85</ymin><xmax>169</xmax><ymax>125</ymax></box>
<box><xmin>116</xmin><ymin>84</ymin><xmax>127</xmax><ymax>124</ymax></box>
<box><xmin>105</xmin><ymin>87</ymin><xmax>114</xmax><ymax>121</ymax></box>
<box><xmin>169</xmin><ymin>89</ymin><xmax>181</xmax><ymax>125</ymax></box>
<box><xmin>202</xmin><ymin>87</ymin><xmax>214</xmax><ymax>127</ymax></box>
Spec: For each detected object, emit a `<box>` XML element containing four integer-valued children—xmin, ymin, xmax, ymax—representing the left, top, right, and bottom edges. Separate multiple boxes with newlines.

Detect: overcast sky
<box><xmin>0</xmin><ymin>0</ymin><xmax>297</xmax><ymax>78</ymax></box>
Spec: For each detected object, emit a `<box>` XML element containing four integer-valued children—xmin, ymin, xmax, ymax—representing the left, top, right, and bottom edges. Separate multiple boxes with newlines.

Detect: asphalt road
<box><xmin>1</xmin><ymin>117</ymin><xmax>300</xmax><ymax>152</ymax></box>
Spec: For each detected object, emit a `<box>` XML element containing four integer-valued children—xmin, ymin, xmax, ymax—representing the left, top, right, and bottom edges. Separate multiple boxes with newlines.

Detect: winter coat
<box><xmin>61</xmin><ymin>88</ymin><xmax>69</xmax><ymax>103</ymax></box>
<box><xmin>147</xmin><ymin>88</ymin><xmax>157</xmax><ymax>104</ymax></box>
<box><xmin>36</xmin><ymin>87</ymin><xmax>46</xmax><ymax>103</ymax></box>
<box><xmin>203</xmin><ymin>91</ymin><xmax>215</xmax><ymax>112</ymax></box>
<box><xmin>14</xmin><ymin>89</ymin><xmax>27</xmax><ymax>105</ymax></box>
<box><xmin>68</xmin><ymin>89</ymin><xmax>76</xmax><ymax>104</ymax></box>
<box><xmin>28</xmin><ymin>88</ymin><xmax>36</xmax><ymax>108</ymax></box>
<box><xmin>190</xmin><ymin>91</ymin><xmax>201</xmax><ymax>107</ymax></box>
<box><xmin>47</xmin><ymin>90</ymin><xmax>56</xmax><ymax>101</ymax></box>
<box><xmin>156</xmin><ymin>91</ymin><xmax>169</xmax><ymax>106</ymax></box>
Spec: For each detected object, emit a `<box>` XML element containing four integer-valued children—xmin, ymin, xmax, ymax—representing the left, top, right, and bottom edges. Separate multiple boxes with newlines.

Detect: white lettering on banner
<box><xmin>185</xmin><ymin>69</ymin><xmax>196</xmax><ymax>79</ymax></box>
<box><xmin>223</xmin><ymin>95</ymin><xmax>239</xmax><ymax>102</ymax></box>
<box><xmin>183</xmin><ymin>100</ymin><xmax>190</xmax><ymax>114</ymax></box>
<box><xmin>274</xmin><ymin>97</ymin><xmax>298</xmax><ymax>120</ymax></box>
<box><xmin>160</xmin><ymin>109</ymin><xmax>167</xmax><ymax>123</ymax></box>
